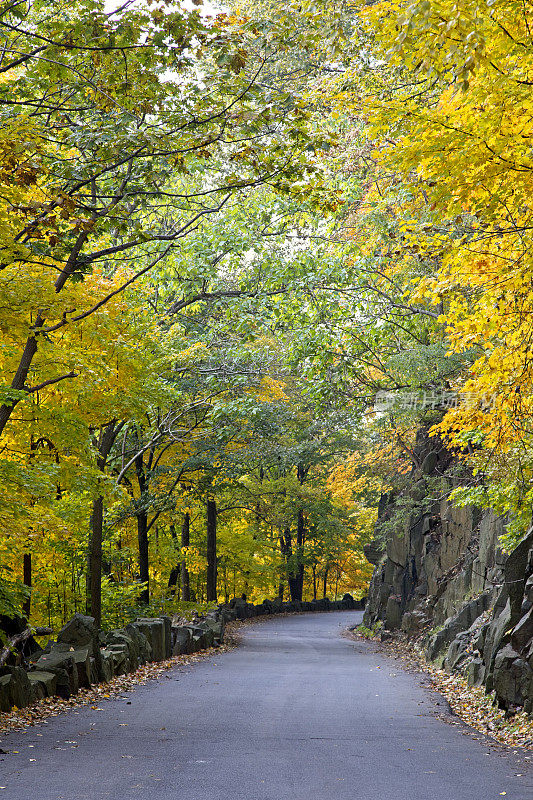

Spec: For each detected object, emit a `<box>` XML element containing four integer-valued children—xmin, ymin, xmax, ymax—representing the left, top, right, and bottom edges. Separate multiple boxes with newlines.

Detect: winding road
<box><xmin>0</xmin><ymin>611</ymin><xmax>531</xmax><ymax>799</ymax></box>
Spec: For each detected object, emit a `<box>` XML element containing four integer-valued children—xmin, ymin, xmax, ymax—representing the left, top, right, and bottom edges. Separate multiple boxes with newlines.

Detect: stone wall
<box><xmin>0</xmin><ymin>594</ymin><xmax>362</xmax><ymax>714</ymax></box>
<box><xmin>363</xmin><ymin>431</ymin><xmax>533</xmax><ymax>713</ymax></box>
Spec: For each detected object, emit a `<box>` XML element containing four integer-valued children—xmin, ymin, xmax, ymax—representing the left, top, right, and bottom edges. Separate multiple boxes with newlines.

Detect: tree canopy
<box><xmin>2</xmin><ymin>0</ymin><xmax>533</xmax><ymax>630</ymax></box>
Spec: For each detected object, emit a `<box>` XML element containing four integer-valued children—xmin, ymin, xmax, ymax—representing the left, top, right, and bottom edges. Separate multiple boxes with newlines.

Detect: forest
<box><xmin>1</xmin><ymin>0</ymin><xmax>533</xmax><ymax>644</ymax></box>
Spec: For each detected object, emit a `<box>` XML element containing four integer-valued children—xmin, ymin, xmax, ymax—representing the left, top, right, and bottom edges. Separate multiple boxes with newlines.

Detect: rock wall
<box><xmin>363</xmin><ymin>431</ymin><xmax>533</xmax><ymax>713</ymax></box>
<box><xmin>0</xmin><ymin>594</ymin><xmax>362</xmax><ymax>714</ymax></box>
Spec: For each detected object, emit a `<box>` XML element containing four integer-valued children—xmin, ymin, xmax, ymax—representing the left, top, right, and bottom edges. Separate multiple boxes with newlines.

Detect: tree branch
<box><xmin>25</xmin><ymin>371</ymin><xmax>78</xmax><ymax>394</ymax></box>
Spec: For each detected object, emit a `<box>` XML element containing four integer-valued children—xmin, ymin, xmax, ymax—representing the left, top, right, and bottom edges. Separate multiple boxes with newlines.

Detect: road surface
<box><xmin>0</xmin><ymin>611</ymin><xmax>531</xmax><ymax>799</ymax></box>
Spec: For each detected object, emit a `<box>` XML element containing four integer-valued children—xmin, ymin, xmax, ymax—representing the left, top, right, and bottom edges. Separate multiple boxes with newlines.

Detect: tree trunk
<box><xmin>168</xmin><ymin>567</ymin><xmax>179</xmax><ymax>595</ymax></box>
<box><xmin>0</xmin><ymin>321</ymin><xmax>41</xmax><ymax>438</ymax></box>
<box><xmin>22</xmin><ymin>553</ymin><xmax>32</xmax><ymax>618</ymax></box>
<box><xmin>288</xmin><ymin>575</ymin><xmax>303</xmax><ymax>601</ymax></box>
<box><xmin>287</xmin><ymin>511</ymin><xmax>305</xmax><ymax>601</ymax></box>
<box><xmin>295</xmin><ymin>509</ymin><xmax>305</xmax><ymax>600</ymax></box>
<box><xmin>88</xmin><ymin>496</ymin><xmax>104</xmax><ymax>625</ymax></box>
<box><xmin>87</xmin><ymin>420</ymin><xmax>121</xmax><ymax>623</ymax></box>
<box><xmin>180</xmin><ymin>512</ymin><xmax>190</xmax><ymax>601</ymax></box>
<box><xmin>206</xmin><ymin>499</ymin><xmax>217</xmax><ymax>602</ymax></box>
<box><xmin>134</xmin><ymin>444</ymin><xmax>150</xmax><ymax>606</ymax></box>
<box><xmin>280</xmin><ymin>528</ymin><xmax>297</xmax><ymax>601</ymax></box>
<box><xmin>168</xmin><ymin>524</ymin><xmax>179</xmax><ymax>596</ymax></box>
<box><xmin>323</xmin><ymin>565</ymin><xmax>329</xmax><ymax>598</ymax></box>
<box><xmin>137</xmin><ymin>509</ymin><xmax>149</xmax><ymax>604</ymax></box>
<box><xmin>222</xmin><ymin>564</ymin><xmax>229</xmax><ymax>604</ymax></box>
<box><xmin>312</xmin><ymin>564</ymin><xmax>317</xmax><ymax>600</ymax></box>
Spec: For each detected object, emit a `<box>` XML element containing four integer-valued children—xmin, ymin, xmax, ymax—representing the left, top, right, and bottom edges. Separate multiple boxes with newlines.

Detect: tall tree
<box><xmin>88</xmin><ymin>420</ymin><xmax>124</xmax><ymax>625</ymax></box>
<box><xmin>206</xmin><ymin>499</ymin><xmax>217</xmax><ymax>602</ymax></box>
<box><xmin>180</xmin><ymin>512</ymin><xmax>191</xmax><ymax>602</ymax></box>
<box><xmin>0</xmin><ymin>0</ymin><xmax>331</xmax><ymax>438</ymax></box>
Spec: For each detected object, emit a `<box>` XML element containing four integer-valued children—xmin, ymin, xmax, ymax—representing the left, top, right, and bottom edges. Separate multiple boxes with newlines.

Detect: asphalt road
<box><xmin>0</xmin><ymin>611</ymin><xmax>531</xmax><ymax>800</ymax></box>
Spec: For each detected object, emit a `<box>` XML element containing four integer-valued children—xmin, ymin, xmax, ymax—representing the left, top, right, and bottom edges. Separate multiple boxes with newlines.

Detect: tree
<box><xmin>2</xmin><ymin>0</ymin><xmax>394</xmax><ymax>622</ymax></box>
<box><xmin>0</xmin><ymin>0</ymin><xmax>331</xmax><ymax>438</ymax></box>
<box><xmin>180</xmin><ymin>512</ymin><xmax>191</xmax><ymax>601</ymax></box>
<box><xmin>88</xmin><ymin>420</ymin><xmax>125</xmax><ymax>625</ymax></box>
<box><xmin>206</xmin><ymin>498</ymin><xmax>217</xmax><ymax>601</ymax></box>
<box><xmin>331</xmin><ymin>0</ymin><xmax>533</xmax><ymax>541</ymax></box>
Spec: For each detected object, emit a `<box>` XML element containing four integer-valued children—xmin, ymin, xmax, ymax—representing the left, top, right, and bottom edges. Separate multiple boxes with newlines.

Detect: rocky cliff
<box><xmin>363</xmin><ymin>430</ymin><xmax>533</xmax><ymax>713</ymax></box>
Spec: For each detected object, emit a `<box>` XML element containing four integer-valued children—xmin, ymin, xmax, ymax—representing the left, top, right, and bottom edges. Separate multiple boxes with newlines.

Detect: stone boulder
<box><xmin>492</xmin><ymin>644</ymin><xmax>533</xmax><ymax>709</ymax></box>
<box><xmin>99</xmin><ymin>649</ymin><xmax>115</xmax><ymax>681</ymax></box>
<box><xmin>161</xmin><ymin>616</ymin><xmax>172</xmax><ymax>659</ymax></box>
<box><xmin>0</xmin><ymin>666</ymin><xmax>33</xmax><ymax>710</ymax></box>
<box><xmin>34</xmin><ymin>644</ymin><xmax>90</xmax><ymax>692</ymax></box>
<box><xmin>465</xmin><ymin>657</ymin><xmax>485</xmax><ymax>687</ymax></box>
<box><xmin>203</xmin><ymin>615</ymin><xmax>224</xmax><ymax>645</ymax></box>
<box><xmin>187</xmin><ymin>626</ymin><xmax>206</xmax><ymax>652</ymax></box>
<box><xmin>443</xmin><ymin>632</ymin><xmax>471</xmax><ymax>672</ymax></box>
<box><xmin>27</xmin><ymin>670</ymin><xmax>57</xmax><ymax>698</ymax></box>
<box><xmin>217</xmin><ymin>605</ymin><xmax>237</xmax><ymax>622</ymax></box>
<box><xmin>192</xmin><ymin>623</ymin><xmax>214</xmax><ymax>649</ymax></box>
<box><xmin>311</xmin><ymin>598</ymin><xmax>331</xmax><ymax>612</ymax></box>
<box><xmin>232</xmin><ymin>599</ymin><xmax>254</xmax><ymax>620</ymax></box>
<box><xmin>385</xmin><ymin>596</ymin><xmax>402</xmax><ymax>630</ymax></box>
<box><xmin>132</xmin><ymin>618</ymin><xmax>166</xmax><ymax>661</ymax></box>
<box><xmin>105</xmin><ymin>630</ymin><xmax>141</xmax><ymax>671</ymax></box>
<box><xmin>504</xmin><ymin>528</ymin><xmax>533</xmax><ymax>621</ymax></box>
<box><xmin>426</xmin><ymin>592</ymin><xmax>492</xmax><ymax>663</ymax></box>
<box><xmin>104</xmin><ymin>645</ymin><xmax>130</xmax><ymax>675</ymax></box>
<box><xmin>125</xmin><ymin>623</ymin><xmax>151</xmax><ymax>663</ymax></box>
<box><xmin>523</xmin><ymin>575</ymin><xmax>533</xmax><ymax>613</ymax></box>
<box><xmin>340</xmin><ymin>594</ymin><xmax>357</xmax><ymax>610</ymax></box>
<box><xmin>57</xmin><ymin>613</ymin><xmax>97</xmax><ymax>651</ymax></box>
<box><xmin>482</xmin><ymin>590</ymin><xmax>515</xmax><ymax>696</ymax></box>
<box><xmin>486</xmin><ymin>534</ymin><xmax>533</xmax><ymax>708</ymax></box>
<box><xmin>364</xmin><ymin>539</ymin><xmax>385</xmax><ymax>566</ymax></box>
<box><xmin>511</xmin><ymin>606</ymin><xmax>533</xmax><ymax>654</ymax></box>
<box><xmin>0</xmin><ymin>676</ymin><xmax>11</xmax><ymax>711</ymax></box>
<box><xmin>283</xmin><ymin>601</ymin><xmax>301</xmax><ymax>613</ymax></box>
<box><xmin>171</xmin><ymin>626</ymin><xmax>192</xmax><ymax>656</ymax></box>
<box><xmin>401</xmin><ymin>608</ymin><xmax>431</xmax><ymax>634</ymax></box>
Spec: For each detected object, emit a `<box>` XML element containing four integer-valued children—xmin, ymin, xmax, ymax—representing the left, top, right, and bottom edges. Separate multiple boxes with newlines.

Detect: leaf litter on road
<box><xmin>347</xmin><ymin>628</ymin><xmax>533</xmax><ymax>752</ymax></box>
